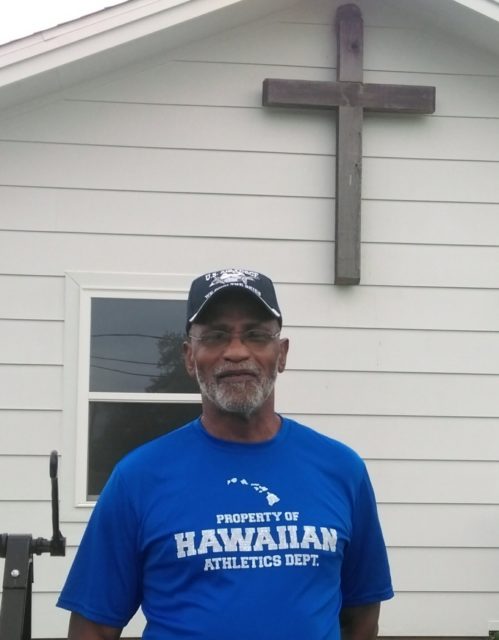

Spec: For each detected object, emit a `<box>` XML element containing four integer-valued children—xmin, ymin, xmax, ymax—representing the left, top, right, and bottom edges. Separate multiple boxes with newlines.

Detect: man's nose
<box><xmin>222</xmin><ymin>334</ymin><xmax>251</xmax><ymax>359</ymax></box>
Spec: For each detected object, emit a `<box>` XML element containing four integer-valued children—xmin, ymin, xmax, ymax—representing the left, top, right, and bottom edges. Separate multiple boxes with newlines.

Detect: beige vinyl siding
<box><xmin>2</xmin><ymin>188</ymin><xmax>498</xmax><ymax>248</ymax></box>
<box><xmin>2</xmin><ymin>231</ymin><xmax>499</xmax><ymax>289</ymax></box>
<box><xmin>0</xmin><ymin>275</ymin><xmax>64</xmax><ymax>319</ymax></box>
<box><xmin>62</xmin><ymin>63</ymin><xmax>499</xmax><ymax>117</ymax></box>
<box><xmin>1</xmin><ymin>101</ymin><xmax>498</xmax><ymax>160</ymax></box>
<box><xmin>1</xmin><ymin>142</ymin><xmax>499</xmax><ymax>204</ymax></box>
<box><xmin>4</xmin><ymin>141</ymin><xmax>497</xmax><ymax>202</ymax></box>
<box><xmin>0</xmin><ymin>0</ymin><xmax>498</xmax><ymax>636</ymax></box>
<box><xmin>296</xmin><ymin>415</ymin><xmax>499</xmax><ymax>461</ymax></box>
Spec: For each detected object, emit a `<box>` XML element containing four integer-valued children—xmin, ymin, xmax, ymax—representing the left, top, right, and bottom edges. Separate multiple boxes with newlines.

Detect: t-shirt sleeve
<box><xmin>57</xmin><ymin>467</ymin><xmax>142</xmax><ymax>628</ymax></box>
<box><xmin>340</xmin><ymin>466</ymin><xmax>394</xmax><ymax>607</ymax></box>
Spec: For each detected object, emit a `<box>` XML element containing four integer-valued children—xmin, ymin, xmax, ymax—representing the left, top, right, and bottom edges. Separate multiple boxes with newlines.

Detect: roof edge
<box><xmin>452</xmin><ymin>0</ymin><xmax>499</xmax><ymax>22</ymax></box>
<box><xmin>0</xmin><ymin>0</ymin><xmax>259</xmax><ymax>89</ymax></box>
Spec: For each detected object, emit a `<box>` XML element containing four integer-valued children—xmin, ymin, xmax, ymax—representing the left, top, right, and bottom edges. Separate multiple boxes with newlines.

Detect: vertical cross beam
<box><xmin>335</xmin><ymin>4</ymin><xmax>363</xmax><ymax>284</ymax></box>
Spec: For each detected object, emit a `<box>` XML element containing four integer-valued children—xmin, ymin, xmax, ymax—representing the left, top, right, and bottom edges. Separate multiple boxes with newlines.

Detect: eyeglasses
<box><xmin>189</xmin><ymin>329</ymin><xmax>281</xmax><ymax>350</ymax></box>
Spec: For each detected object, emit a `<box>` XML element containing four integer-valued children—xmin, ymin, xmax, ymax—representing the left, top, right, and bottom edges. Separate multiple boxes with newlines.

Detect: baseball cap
<box><xmin>186</xmin><ymin>268</ymin><xmax>282</xmax><ymax>330</ymax></box>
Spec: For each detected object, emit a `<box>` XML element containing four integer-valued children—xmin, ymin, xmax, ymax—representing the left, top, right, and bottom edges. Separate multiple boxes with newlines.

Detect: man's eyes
<box><xmin>203</xmin><ymin>330</ymin><xmax>269</xmax><ymax>340</ymax></box>
<box><xmin>202</xmin><ymin>331</ymin><xmax>228</xmax><ymax>343</ymax></box>
<box><xmin>199</xmin><ymin>330</ymin><xmax>275</xmax><ymax>345</ymax></box>
<box><xmin>245</xmin><ymin>330</ymin><xmax>273</xmax><ymax>342</ymax></box>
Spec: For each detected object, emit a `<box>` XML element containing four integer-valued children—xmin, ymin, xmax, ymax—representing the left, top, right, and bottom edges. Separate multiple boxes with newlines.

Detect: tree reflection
<box><xmin>146</xmin><ymin>330</ymin><xmax>199</xmax><ymax>393</ymax></box>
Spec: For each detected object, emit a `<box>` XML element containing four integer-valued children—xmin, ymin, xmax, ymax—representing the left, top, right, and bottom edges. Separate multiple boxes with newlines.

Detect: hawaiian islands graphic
<box><xmin>227</xmin><ymin>477</ymin><xmax>280</xmax><ymax>506</ymax></box>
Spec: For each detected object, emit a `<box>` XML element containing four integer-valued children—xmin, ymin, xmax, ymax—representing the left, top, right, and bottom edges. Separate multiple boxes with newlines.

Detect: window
<box><xmin>65</xmin><ymin>273</ymin><xmax>201</xmax><ymax>508</ymax></box>
<box><xmin>87</xmin><ymin>297</ymin><xmax>200</xmax><ymax>498</ymax></box>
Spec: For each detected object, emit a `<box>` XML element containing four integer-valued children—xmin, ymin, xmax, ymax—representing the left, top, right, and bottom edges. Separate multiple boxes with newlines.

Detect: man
<box><xmin>58</xmin><ymin>268</ymin><xmax>393</xmax><ymax>639</ymax></box>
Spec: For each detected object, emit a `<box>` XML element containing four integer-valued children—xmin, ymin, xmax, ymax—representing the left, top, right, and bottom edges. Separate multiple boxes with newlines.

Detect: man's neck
<box><xmin>200</xmin><ymin>405</ymin><xmax>282</xmax><ymax>443</ymax></box>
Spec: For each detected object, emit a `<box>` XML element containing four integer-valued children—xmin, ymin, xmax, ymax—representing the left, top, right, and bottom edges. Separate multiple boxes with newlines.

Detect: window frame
<box><xmin>63</xmin><ymin>272</ymin><xmax>199</xmax><ymax>519</ymax></box>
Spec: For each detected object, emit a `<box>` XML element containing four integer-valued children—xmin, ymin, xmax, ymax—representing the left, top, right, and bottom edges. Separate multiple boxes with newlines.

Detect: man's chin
<box><xmin>219</xmin><ymin>405</ymin><xmax>258</xmax><ymax>419</ymax></box>
<box><xmin>196</xmin><ymin>371</ymin><xmax>276</xmax><ymax>418</ymax></box>
<box><xmin>213</xmin><ymin>393</ymin><xmax>262</xmax><ymax>417</ymax></box>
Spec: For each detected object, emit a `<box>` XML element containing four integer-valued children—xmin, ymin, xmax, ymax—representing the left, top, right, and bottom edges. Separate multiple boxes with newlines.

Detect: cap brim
<box><xmin>188</xmin><ymin>284</ymin><xmax>281</xmax><ymax>327</ymax></box>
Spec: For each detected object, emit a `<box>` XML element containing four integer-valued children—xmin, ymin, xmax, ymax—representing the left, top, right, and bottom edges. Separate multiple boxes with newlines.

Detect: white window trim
<box><xmin>62</xmin><ymin>271</ymin><xmax>198</xmax><ymax>521</ymax></box>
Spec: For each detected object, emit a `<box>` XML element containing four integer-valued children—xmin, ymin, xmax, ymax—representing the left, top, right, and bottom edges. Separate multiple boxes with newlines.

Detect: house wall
<box><xmin>1</xmin><ymin>0</ymin><xmax>498</xmax><ymax>636</ymax></box>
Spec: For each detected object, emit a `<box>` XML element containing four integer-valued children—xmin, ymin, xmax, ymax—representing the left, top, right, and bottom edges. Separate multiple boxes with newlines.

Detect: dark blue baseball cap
<box><xmin>186</xmin><ymin>268</ymin><xmax>282</xmax><ymax>330</ymax></box>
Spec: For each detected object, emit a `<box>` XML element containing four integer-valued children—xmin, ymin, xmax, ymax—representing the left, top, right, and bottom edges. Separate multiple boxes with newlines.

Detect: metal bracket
<box><xmin>0</xmin><ymin>535</ymin><xmax>33</xmax><ymax>640</ymax></box>
<box><xmin>0</xmin><ymin>451</ymin><xmax>66</xmax><ymax>640</ymax></box>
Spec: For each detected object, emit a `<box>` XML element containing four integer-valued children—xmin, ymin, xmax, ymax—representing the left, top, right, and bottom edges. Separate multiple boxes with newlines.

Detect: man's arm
<box><xmin>340</xmin><ymin>602</ymin><xmax>380</xmax><ymax>640</ymax></box>
<box><xmin>68</xmin><ymin>612</ymin><xmax>122</xmax><ymax>640</ymax></box>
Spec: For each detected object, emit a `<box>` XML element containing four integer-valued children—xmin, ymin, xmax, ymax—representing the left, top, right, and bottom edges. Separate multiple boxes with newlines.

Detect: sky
<box><xmin>0</xmin><ymin>0</ymin><xmax>126</xmax><ymax>45</ymax></box>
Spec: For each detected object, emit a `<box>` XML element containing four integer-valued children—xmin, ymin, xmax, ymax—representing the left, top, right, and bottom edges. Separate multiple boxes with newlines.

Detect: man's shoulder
<box><xmin>118</xmin><ymin>418</ymin><xmax>200</xmax><ymax>470</ymax></box>
<box><xmin>285</xmin><ymin>418</ymin><xmax>365</xmax><ymax>467</ymax></box>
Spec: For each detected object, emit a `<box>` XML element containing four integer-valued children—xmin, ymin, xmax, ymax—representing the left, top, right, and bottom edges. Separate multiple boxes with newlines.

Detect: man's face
<box><xmin>184</xmin><ymin>292</ymin><xmax>288</xmax><ymax>418</ymax></box>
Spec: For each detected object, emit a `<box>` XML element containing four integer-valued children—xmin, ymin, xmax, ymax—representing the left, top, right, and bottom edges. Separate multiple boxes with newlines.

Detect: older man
<box><xmin>58</xmin><ymin>268</ymin><xmax>393</xmax><ymax>640</ymax></box>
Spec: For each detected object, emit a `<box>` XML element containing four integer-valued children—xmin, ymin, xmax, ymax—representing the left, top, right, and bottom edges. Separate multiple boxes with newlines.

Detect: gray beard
<box><xmin>195</xmin><ymin>364</ymin><xmax>277</xmax><ymax>418</ymax></box>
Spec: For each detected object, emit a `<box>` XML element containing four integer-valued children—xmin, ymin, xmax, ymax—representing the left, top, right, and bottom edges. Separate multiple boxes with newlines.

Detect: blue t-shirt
<box><xmin>57</xmin><ymin>418</ymin><xmax>393</xmax><ymax>639</ymax></box>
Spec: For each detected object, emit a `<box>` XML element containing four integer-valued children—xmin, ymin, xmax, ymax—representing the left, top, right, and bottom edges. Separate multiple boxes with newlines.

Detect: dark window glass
<box><xmin>90</xmin><ymin>298</ymin><xmax>198</xmax><ymax>393</ymax></box>
<box><xmin>88</xmin><ymin>401</ymin><xmax>202</xmax><ymax>498</ymax></box>
<box><xmin>87</xmin><ymin>297</ymin><xmax>201</xmax><ymax>499</ymax></box>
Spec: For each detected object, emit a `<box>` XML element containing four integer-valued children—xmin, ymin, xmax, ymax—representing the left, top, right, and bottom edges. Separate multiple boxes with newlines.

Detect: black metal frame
<box><xmin>0</xmin><ymin>451</ymin><xmax>66</xmax><ymax>640</ymax></box>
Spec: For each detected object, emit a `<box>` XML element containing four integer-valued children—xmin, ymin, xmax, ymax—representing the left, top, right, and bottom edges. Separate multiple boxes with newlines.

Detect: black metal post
<box><xmin>0</xmin><ymin>451</ymin><xmax>65</xmax><ymax>640</ymax></box>
<box><xmin>0</xmin><ymin>535</ymin><xmax>33</xmax><ymax>640</ymax></box>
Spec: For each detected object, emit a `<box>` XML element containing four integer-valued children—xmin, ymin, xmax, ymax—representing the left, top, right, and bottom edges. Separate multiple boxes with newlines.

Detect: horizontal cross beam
<box><xmin>263</xmin><ymin>79</ymin><xmax>435</xmax><ymax>113</ymax></box>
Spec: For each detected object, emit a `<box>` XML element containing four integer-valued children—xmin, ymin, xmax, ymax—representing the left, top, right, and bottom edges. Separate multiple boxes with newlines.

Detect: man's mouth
<box><xmin>216</xmin><ymin>370</ymin><xmax>258</xmax><ymax>382</ymax></box>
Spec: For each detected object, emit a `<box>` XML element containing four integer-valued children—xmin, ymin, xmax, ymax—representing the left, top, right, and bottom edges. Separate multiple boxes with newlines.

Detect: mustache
<box><xmin>213</xmin><ymin>364</ymin><xmax>260</xmax><ymax>377</ymax></box>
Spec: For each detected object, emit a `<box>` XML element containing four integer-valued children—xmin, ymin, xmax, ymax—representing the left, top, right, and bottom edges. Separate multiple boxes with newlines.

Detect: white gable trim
<box><xmin>454</xmin><ymin>0</ymin><xmax>499</xmax><ymax>21</ymax></box>
<box><xmin>1</xmin><ymin>0</ymin><xmax>499</xmax><ymax>87</ymax></box>
<box><xmin>0</xmin><ymin>0</ymin><xmax>295</xmax><ymax>88</ymax></box>
<box><xmin>0</xmin><ymin>0</ymin><xmax>299</xmax><ymax>112</ymax></box>
<box><xmin>1</xmin><ymin>0</ymin><xmax>222</xmax><ymax>72</ymax></box>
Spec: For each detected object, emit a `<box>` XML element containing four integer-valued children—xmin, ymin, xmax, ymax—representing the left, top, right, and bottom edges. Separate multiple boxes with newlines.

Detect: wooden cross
<box><xmin>262</xmin><ymin>3</ymin><xmax>436</xmax><ymax>284</ymax></box>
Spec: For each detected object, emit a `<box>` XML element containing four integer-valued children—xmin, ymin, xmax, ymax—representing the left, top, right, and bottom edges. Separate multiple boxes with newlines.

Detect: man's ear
<box><xmin>277</xmin><ymin>337</ymin><xmax>289</xmax><ymax>373</ymax></box>
<box><xmin>183</xmin><ymin>340</ymin><xmax>196</xmax><ymax>378</ymax></box>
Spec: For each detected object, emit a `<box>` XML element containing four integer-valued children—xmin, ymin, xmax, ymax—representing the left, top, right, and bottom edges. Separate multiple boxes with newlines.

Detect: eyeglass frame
<box><xmin>187</xmin><ymin>328</ymin><xmax>282</xmax><ymax>350</ymax></box>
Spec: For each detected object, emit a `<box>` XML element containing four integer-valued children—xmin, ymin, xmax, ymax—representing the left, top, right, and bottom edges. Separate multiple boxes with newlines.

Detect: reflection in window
<box><xmin>90</xmin><ymin>298</ymin><xmax>197</xmax><ymax>393</ymax></box>
<box><xmin>87</xmin><ymin>297</ymin><xmax>200</xmax><ymax>499</ymax></box>
<box><xmin>88</xmin><ymin>401</ymin><xmax>201</xmax><ymax>498</ymax></box>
